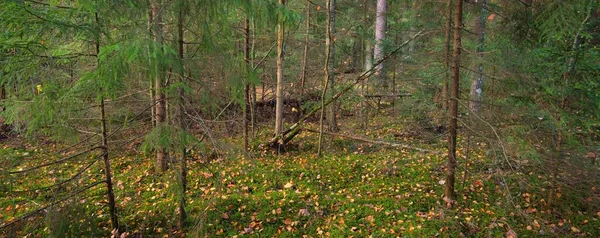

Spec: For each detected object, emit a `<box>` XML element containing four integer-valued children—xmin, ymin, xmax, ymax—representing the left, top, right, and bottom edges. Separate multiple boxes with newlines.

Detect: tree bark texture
<box><xmin>326</xmin><ymin>0</ymin><xmax>337</xmax><ymax>132</ymax></box>
<box><xmin>442</xmin><ymin>0</ymin><xmax>452</xmax><ymax>110</ymax></box>
<box><xmin>318</xmin><ymin>0</ymin><xmax>337</xmax><ymax>156</ymax></box>
<box><xmin>243</xmin><ymin>15</ymin><xmax>251</xmax><ymax>153</ymax></box>
<box><xmin>152</xmin><ymin>0</ymin><xmax>168</xmax><ymax>173</ymax></box>
<box><xmin>374</xmin><ymin>0</ymin><xmax>388</xmax><ymax>88</ymax></box>
<box><xmin>445</xmin><ymin>0</ymin><xmax>462</xmax><ymax>200</ymax></box>
<box><xmin>275</xmin><ymin>0</ymin><xmax>286</xmax><ymax>138</ymax></box>
<box><xmin>177</xmin><ymin>3</ymin><xmax>187</xmax><ymax>228</ymax></box>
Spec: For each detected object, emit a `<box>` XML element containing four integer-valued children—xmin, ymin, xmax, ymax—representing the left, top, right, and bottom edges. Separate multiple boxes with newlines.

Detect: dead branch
<box><xmin>303</xmin><ymin>128</ymin><xmax>440</xmax><ymax>154</ymax></box>
<box><xmin>0</xmin><ymin>181</ymin><xmax>104</xmax><ymax>230</ymax></box>
<box><xmin>9</xmin><ymin>146</ymin><xmax>103</xmax><ymax>174</ymax></box>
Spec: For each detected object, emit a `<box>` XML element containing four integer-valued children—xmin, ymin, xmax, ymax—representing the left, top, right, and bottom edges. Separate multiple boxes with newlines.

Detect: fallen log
<box><xmin>263</xmin><ymin>30</ymin><xmax>425</xmax><ymax>149</ymax></box>
<box><xmin>303</xmin><ymin>128</ymin><xmax>440</xmax><ymax>154</ymax></box>
<box><xmin>363</xmin><ymin>93</ymin><xmax>412</xmax><ymax>98</ymax></box>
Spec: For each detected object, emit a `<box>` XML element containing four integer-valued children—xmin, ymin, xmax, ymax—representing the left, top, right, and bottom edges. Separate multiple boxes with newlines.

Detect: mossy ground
<box><xmin>1</xmin><ymin>116</ymin><xmax>599</xmax><ymax>237</ymax></box>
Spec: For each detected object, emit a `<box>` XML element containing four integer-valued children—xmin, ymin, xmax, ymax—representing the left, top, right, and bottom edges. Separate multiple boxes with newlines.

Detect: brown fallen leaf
<box><xmin>298</xmin><ymin>208</ymin><xmax>310</xmax><ymax>217</ymax></box>
<box><xmin>505</xmin><ymin>228</ymin><xmax>518</xmax><ymax>238</ymax></box>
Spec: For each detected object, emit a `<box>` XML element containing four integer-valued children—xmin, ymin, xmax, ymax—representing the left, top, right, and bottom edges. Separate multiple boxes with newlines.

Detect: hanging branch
<box><xmin>9</xmin><ymin>146</ymin><xmax>103</xmax><ymax>174</ymax></box>
<box><xmin>263</xmin><ymin>30</ymin><xmax>425</xmax><ymax>149</ymax></box>
<box><xmin>10</xmin><ymin>157</ymin><xmax>101</xmax><ymax>194</ymax></box>
<box><xmin>0</xmin><ymin>181</ymin><xmax>105</xmax><ymax>230</ymax></box>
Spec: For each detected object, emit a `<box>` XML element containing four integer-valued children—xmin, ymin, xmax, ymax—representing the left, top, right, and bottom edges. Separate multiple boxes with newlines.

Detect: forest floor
<box><xmin>1</xmin><ymin>114</ymin><xmax>599</xmax><ymax>237</ymax></box>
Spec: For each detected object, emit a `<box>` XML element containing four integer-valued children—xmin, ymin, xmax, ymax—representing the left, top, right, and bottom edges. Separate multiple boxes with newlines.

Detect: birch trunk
<box><xmin>374</xmin><ymin>0</ymin><xmax>388</xmax><ymax>89</ymax></box>
<box><xmin>274</xmin><ymin>0</ymin><xmax>286</xmax><ymax>140</ymax></box>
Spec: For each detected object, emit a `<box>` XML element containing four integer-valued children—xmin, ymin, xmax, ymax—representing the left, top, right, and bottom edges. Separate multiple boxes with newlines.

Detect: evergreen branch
<box><xmin>0</xmin><ymin>181</ymin><xmax>105</xmax><ymax>230</ymax></box>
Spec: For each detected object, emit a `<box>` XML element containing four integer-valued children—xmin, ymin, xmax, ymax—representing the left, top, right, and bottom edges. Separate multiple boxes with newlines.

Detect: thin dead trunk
<box><xmin>95</xmin><ymin>12</ymin><xmax>119</xmax><ymax>232</ymax></box>
<box><xmin>148</xmin><ymin>9</ymin><xmax>156</xmax><ymax>128</ymax></box>
<box><xmin>445</xmin><ymin>0</ymin><xmax>462</xmax><ymax>201</ymax></box>
<box><xmin>442</xmin><ymin>0</ymin><xmax>452</xmax><ymax>110</ymax></box>
<box><xmin>177</xmin><ymin>3</ymin><xmax>187</xmax><ymax>228</ymax></box>
<box><xmin>326</xmin><ymin>0</ymin><xmax>337</xmax><ymax>132</ymax></box>
<box><xmin>251</xmin><ymin>19</ymin><xmax>257</xmax><ymax>137</ymax></box>
<box><xmin>243</xmin><ymin>14</ymin><xmax>251</xmax><ymax>153</ymax></box>
<box><xmin>318</xmin><ymin>0</ymin><xmax>336</xmax><ymax>156</ymax></box>
<box><xmin>299</xmin><ymin>0</ymin><xmax>310</xmax><ymax>116</ymax></box>
<box><xmin>361</xmin><ymin>0</ymin><xmax>372</xmax><ymax>130</ymax></box>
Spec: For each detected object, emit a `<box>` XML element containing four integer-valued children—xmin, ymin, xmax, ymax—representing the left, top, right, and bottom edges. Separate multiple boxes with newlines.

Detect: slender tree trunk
<box><xmin>274</xmin><ymin>0</ymin><xmax>286</xmax><ymax>141</ymax></box>
<box><xmin>391</xmin><ymin>34</ymin><xmax>398</xmax><ymax>106</ymax></box>
<box><xmin>251</xmin><ymin>19</ymin><xmax>257</xmax><ymax>137</ymax></box>
<box><xmin>374</xmin><ymin>0</ymin><xmax>388</xmax><ymax>89</ymax></box>
<box><xmin>243</xmin><ymin>15</ymin><xmax>251</xmax><ymax>153</ymax></box>
<box><xmin>0</xmin><ymin>82</ymin><xmax>5</xmax><ymax>111</ymax></box>
<box><xmin>299</xmin><ymin>0</ymin><xmax>310</xmax><ymax>120</ymax></box>
<box><xmin>177</xmin><ymin>3</ymin><xmax>187</xmax><ymax>228</ymax></box>
<box><xmin>318</xmin><ymin>0</ymin><xmax>336</xmax><ymax>156</ymax></box>
<box><xmin>148</xmin><ymin>9</ymin><xmax>156</xmax><ymax>128</ymax></box>
<box><xmin>360</xmin><ymin>0</ymin><xmax>372</xmax><ymax>130</ymax></box>
<box><xmin>360</xmin><ymin>42</ymin><xmax>371</xmax><ymax>130</ymax></box>
<box><xmin>469</xmin><ymin>0</ymin><xmax>486</xmax><ymax>112</ymax></box>
<box><xmin>326</xmin><ymin>0</ymin><xmax>337</xmax><ymax>132</ymax></box>
<box><xmin>95</xmin><ymin>12</ymin><xmax>119</xmax><ymax>232</ymax></box>
<box><xmin>442</xmin><ymin>0</ymin><xmax>452</xmax><ymax>110</ymax></box>
<box><xmin>152</xmin><ymin>0</ymin><xmax>168</xmax><ymax>172</ymax></box>
<box><xmin>445</xmin><ymin>0</ymin><xmax>462</xmax><ymax>201</ymax></box>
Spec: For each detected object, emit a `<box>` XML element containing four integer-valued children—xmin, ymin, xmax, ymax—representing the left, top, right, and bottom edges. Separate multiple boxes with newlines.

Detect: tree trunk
<box><xmin>445</xmin><ymin>0</ymin><xmax>462</xmax><ymax>201</ymax></box>
<box><xmin>251</xmin><ymin>19</ymin><xmax>257</xmax><ymax>137</ymax></box>
<box><xmin>148</xmin><ymin>9</ymin><xmax>156</xmax><ymax>128</ymax></box>
<box><xmin>243</xmin><ymin>14</ymin><xmax>251</xmax><ymax>153</ymax></box>
<box><xmin>442</xmin><ymin>0</ymin><xmax>452</xmax><ymax>110</ymax></box>
<box><xmin>0</xmin><ymin>82</ymin><xmax>5</xmax><ymax>112</ymax></box>
<box><xmin>361</xmin><ymin>0</ymin><xmax>372</xmax><ymax>130</ymax></box>
<box><xmin>318</xmin><ymin>0</ymin><xmax>337</xmax><ymax>156</ymax></box>
<box><xmin>374</xmin><ymin>0</ymin><xmax>388</xmax><ymax>89</ymax></box>
<box><xmin>152</xmin><ymin>0</ymin><xmax>168</xmax><ymax>173</ymax></box>
<box><xmin>468</xmin><ymin>0</ymin><xmax>486</xmax><ymax>112</ymax></box>
<box><xmin>326</xmin><ymin>0</ymin><xmax>338</xmax><ymax>132</ymax></box>
<box><xmin>177</xmin><ymin>3</ymin><xmax>187</xmax><ymax>228</ymax></box>
<box><xmin>299</xmin><ymin>0</ymin><xmax>310</xmax><ymax>121</ymax></box>
<box><xmin>274</xmin><ymin>0</ymin><xmax>286</xmax><ymax>140</ymax></box>
<box><xmin>95</xmin><ymin>12</ymin><xmax>119</xmax><ymax>232</ymax></box>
